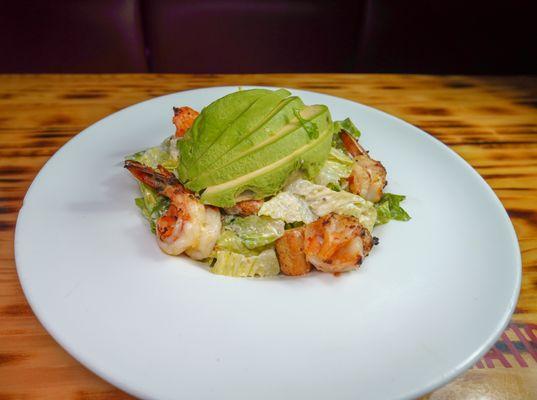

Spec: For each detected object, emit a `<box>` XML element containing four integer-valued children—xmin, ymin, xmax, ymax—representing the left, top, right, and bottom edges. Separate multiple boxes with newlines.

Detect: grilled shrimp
<box><xmin>224</xmin><ymin>199</ymin><xmax>264</xmax><ymax>216</ymax></box>
<box><xmin>275</xmin><ymin>227</ymin><xmax>312</xmax><ymax>276</ymax></box>
<box><xmin>173</xmin><ymin>106</ymin><xmax>199</xmax><ymax>137</ymax></box>
<box><xmin>124</xmin><ymin>160</ymin><xmax>221</xmax><ymax>259</ymax></box>
<box><xmin>185</xmin><ymin>206</ymin><xmax>221</xmax><ymax>260</ymax></box>
<box><xmin>304</xmin><ymin>213</ymin><xmax>373</xmax><ymax>273</ymax></box>
<box><xmin>340</xmin><ymin>131</ymin><xmax>387</xmax><ymax>203</ymax></box>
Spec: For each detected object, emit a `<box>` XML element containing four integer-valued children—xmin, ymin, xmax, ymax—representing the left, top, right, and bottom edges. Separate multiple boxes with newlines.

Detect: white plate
<box><xmin>15</xmin><ymin>87</ymin><xmax>521</xmax><ymax>400</ymax></box>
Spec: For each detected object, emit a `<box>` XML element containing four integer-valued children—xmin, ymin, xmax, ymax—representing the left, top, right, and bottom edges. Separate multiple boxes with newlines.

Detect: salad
<box><xmin>124</xmin><ymin>88</ymin><xmax>409</xmax><ymax>277</ymax></box>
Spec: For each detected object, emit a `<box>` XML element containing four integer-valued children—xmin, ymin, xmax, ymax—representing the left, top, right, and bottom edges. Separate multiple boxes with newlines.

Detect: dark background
<box><xmin>0</xmin><ymin>0</ymin><xmax>534</xmax><ymax>74</ymax></box>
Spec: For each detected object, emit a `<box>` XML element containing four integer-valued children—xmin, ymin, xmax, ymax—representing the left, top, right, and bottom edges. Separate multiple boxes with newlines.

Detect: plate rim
<box><xmin>14</xmin><ymin>85</ymin><xmax>522</xmax><ymax>400</ymax></box>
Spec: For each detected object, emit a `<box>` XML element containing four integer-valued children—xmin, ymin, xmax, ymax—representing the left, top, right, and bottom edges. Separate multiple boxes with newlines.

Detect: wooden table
<box><xmin>1</xmin><ymin>74</ymin><xmax>535</xmax><ymax>399</ymax></box>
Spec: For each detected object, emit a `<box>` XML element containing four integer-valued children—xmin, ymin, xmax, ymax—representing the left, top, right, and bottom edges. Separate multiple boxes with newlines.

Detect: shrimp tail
<box><xmin>173</xmin><ymin>106</ymin><xmax>199</xmax><ymax>137</ymax></box>
<box><xmin>124</xmin><ymin>160</ymin><xmax>188</xmax><ymax>195</ymax></box>
<box><xmin>339</xmin><ymin>130</ymin><xmax>366</xmax><ymax>158</ymax></box>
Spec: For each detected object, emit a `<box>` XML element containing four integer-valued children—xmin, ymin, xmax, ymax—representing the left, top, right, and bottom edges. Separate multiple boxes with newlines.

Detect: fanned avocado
<box><xmin>178</xmin><ymin>89</ymin><xmax>333</xmax><ymax>207</ymax></box>
<box><xmin>188</xmin><ymin>95</ymin><xmax>304</xmax><ymax>189</ymax></box>
<box><xmin>188</xmin><ymin>88</ymin><xmax>295</xmax><ymax>176</ymax></box>
<box><xmin>178</xmin><ymin>88</ymin><xmax>273</xmax><ymax>179</ymax></box>
<box><xmin>190</xmin><ymin>105</ymin><xmax>330</xmax><ymax>190</ymax></box>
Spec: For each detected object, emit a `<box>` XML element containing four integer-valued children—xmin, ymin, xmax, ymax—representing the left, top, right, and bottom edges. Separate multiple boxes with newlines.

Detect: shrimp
<box><xmin>340</xmin><ymin>130</ymin><xmax>387</xmax><ymax>203</ymax></box>
<box><xmin>303</xmin><ymin>213</ymin><xmax>373</xmax><ymax>273</ymax></box>
<box><xmin>223</xmin><ymin>199</ymin><xmax>264</xmax><ymax>216</ymax></box>
<box><xmin>275</xmin><ymin>227</ymin><xmax>312</xmax><ymax>276</ymax></box>
<box><xmin>124</xmin><ymin>160</ymin><xmax>221</xmax><ymax>259</ymax></box>
<box><xmin>185</xmin><ymin>206</ymin><xmax>221</xmax><ymax>260</ymax></box>
<box><xmin>173</xmin><ymin>106</ymin><xmax>199</xmax><ymax>137</ymax></box>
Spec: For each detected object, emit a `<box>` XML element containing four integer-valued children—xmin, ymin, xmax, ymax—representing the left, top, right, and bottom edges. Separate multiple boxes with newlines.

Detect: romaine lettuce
<box><xmin>214</xmin><ymin>230</ymin><xmax>258</xmax><ymax>256</ymax></box>
<box><xmin>334</xmin><ymin>118</ymin><xmax>361</xmax><ymax>138</ymax></box>
<box><xmin>127</xmin><ymin>136</ymin><xmax>180</xmax><ymax>232</ymax></box>
<box><xmin>225</xmin><ymin>215</ymin><xmax>285</xmax><ymax>249</ymax></box>
<box><xmin>134</xmin><ymin>183</ymin><xmax>170</xmax><ymax>233</ymax></box>
<box><xmin>128</xmin><ymin>136</ymin><xmax>180</xmax><ymax>171</ymax></box>
<box><xmin>332</xmin><ymin>118</ymin><xmax>361</xmax><ymax>150</ymax></box>
<box><xmin>211</xmin><ymin>249</ymin><xmax>280</xmax><ymax>277</ymax></box>
<box><xmin>375</xmin><ymin>193</ymin><xmax>411</xmax><ymax>225</ymax></box>
<box><xmin>258</xmin><ymin>192</ymin><xmax>316</xmax><ymax>223</ymax></box>
<box><xmin>285</xmin><ymin>179</ymin><xmax>377</xmax><ymax>231</ymax></box>
<box><xmin>328</xmin><ymin>147</ymin><xmax>354</xmax><ymax>164</ymax></box>
<box><xmin>314</xmin><ymin>147</ymin><xmax>353</xmax><ymax>188</ymax></box>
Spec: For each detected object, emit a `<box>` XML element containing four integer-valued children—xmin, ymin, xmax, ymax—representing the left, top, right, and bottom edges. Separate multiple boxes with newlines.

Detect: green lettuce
<box><xmin>314</xmin><ymin>147</ymin><xmax>353</xmax><ymax>189</ymax></box>
<box><xmin>285</xmin><ymin>179</ymin><xmax>377</xmax><ymax>231</ymax></box>
<box><xmin>225</xmin><ymin>215</ymin><xmax>285</xmax><ymax>249</ymax></box>
<box><xmin>127</xmin><ymin>136</ymin><xmax>179</xmax><ymax>232</ymax></box>
<box><xmin>375</xmin><ymin>193</ymin><xmax>411</xmax><ymax>225</ymax></box>
<box><xmin>332</xmin><ymin>117</ymin><xmax>361</xmax><ymax>150</ymax></box>
<box><xmin>211</xmin><ymin>249</ymin><xmax>280</xmax><ymax>277</ymax></box>
<box><xmin>328</xmin><ymin>147</ymin><xmax>355</xmax><ymax>164</ymax></box>
<box><xmin>128</xmin><ymin>136</ymin><xmax>180</xmax><ymax>171</ymax></box>
<box><xmin>258</xmin><ymin>192</ymin><xmax>316</xmax><ymax>224</ymax></box>
<box><xmin>210</xmin><ymin>229</ymin><xmax>281</xmax><ymax>277</ymax></box>
<box><xmin>214</xmin><ymin>230</ymin><xmax>259</xmax><ymax>256</ymax></box>
<box><xmin>334</xmin><ymin>118</ymin><xmax>360</xmax><ymax>138</ymax></box>
<box><xmin>134</xmin><ymin>183</ymin><xmax>170</xmax><ymax>233</ymax></box>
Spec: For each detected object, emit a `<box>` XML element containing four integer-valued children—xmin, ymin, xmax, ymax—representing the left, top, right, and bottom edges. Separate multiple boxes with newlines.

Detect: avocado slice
<box><xmin>188</xmin><ymin>105</ymin><xmax>331</xmax><ymax>191</ymax></box>
<box><xmin>178</xmin><ymin>88</ymin><xmax>334</xmax><ymax>207</ymax></box>
<box><xmin>200</xmin><ymin>110</ymin><xmax>333</xmax><ymax>207</ymax></box>
<box><xmin>200</xmin><ymin>95</ymin><xmax>305</xmax><ymax>173</ymax></box>
<box><xmin>179</xmin><ymin>88</ymin><xmax>291</xmax><ymax>181</ymax></box>
<box><xmin>178</xmin><ymin>88</ymin><xmax>273</xmax><ymax>180</ymax></box>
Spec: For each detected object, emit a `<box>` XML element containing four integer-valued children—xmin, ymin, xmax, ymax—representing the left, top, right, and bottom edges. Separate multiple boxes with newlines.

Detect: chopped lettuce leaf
<box><xmin>335</xmin><ymin>203</ymin><xmax>376</xmax><ymax>231</ymax></box>
<box><xmin>127</xmin><ymin>136</ymin><xmax>179</xmax><ymax>232</ymax></box>
<box><xmin>225</xmin><ymin>215</ymin><xmax>285</xmax><ymax>249</ymax></box>
<box><xmin>332</xmin><ymin>118</ymin><xmax>360</xmax><ymax>150</ymax></box>
<box><xmin>214</xmin><ymin>230</ymin><xmax>259</xmax><ymax>256</ymax></box>
<box><xmin>134</xmin><ymin>183</ymin><xmax>170</xmax><ymax>233</ymax></box>
<box><xmin>334</xmin><ymin>118</ymin><xmax>361</xmax><ymax>138</ymax></box>
<box><xmin>258</xmin><ymin>192</ymin><xmax>316</xmax><ymax>224</ymax></box>
<box><xmin>375</xmin><ymin>193</ymin><xmax>411</xmax><ymax>225</ymax></box>
<box><xmin>285</xmin><ymin>179</ymin><xmax>377</xmax><ymax>231</ymax></box>
<box><xmin>127</xmin><ymin>136</ymin><xmax>180</xmax><ymax>171</ymax></box>
<box><xmin>211</xmin><ymin>249</ymin><xmax>280</xmax><ymax>277</ymax></box>
<box><xmin>328</xmin><ymin>147</ymin><xmax>354</xmax><ymax>165</ymax></box>
<box><xmin>314</xmin><ymin>148</ymin><xmax>353</xmax><ymax>188</ymax></box>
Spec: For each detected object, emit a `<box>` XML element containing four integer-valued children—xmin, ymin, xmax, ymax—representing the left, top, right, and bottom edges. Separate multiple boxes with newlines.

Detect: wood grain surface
<box><xmin>0</xmin><ymin>74</ymin><xmax>536</xmax><ymax>399</ymax></box>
